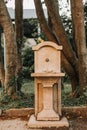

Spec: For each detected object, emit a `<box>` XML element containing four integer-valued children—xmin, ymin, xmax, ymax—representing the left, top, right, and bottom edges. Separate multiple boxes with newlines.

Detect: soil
<box><xmin>0</xmin><ymin>107</ymin><xmax>87</xmax><ymax>130</ymax></box>
<box><xmin>0</xmin><ymin>118</ymin><xmax>28</xmax><ymax>130</ymax></box>
<box><xmin>0</xmin><ymin>116</ymin><xmax>87</xmax><ymax>130</ymax></box>
<box><xmin>69</xmin><ymin>118</ymin><xmax>87</xmax><ymax>130</ymax></box>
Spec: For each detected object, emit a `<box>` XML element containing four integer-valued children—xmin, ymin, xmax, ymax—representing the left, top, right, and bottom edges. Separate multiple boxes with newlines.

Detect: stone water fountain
<box><xmin>28</xmin><ymin>41</ymin><xmax>69</xmax><ymax>130</ymax></box>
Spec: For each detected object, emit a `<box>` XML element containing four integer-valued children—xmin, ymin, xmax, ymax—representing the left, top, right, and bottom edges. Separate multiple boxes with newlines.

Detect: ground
<box><xmin>0</xmin><ymin>107</ymin><xmax>87</xmax><ymax>130</ymax></box>
<box><xmin>0</xmin><ymin>116</ymin><xmax>87</xmax><ymax>130</ymax></box>
<box><xmin>0</xmin><ymin>81</ymin><xmax>87</xmax><ymax>130</ymax></box>
<box><xmin>69</xmin><ymin>118</ymin><xmax>87</xmax><ymax>130</ymax></box>
<box><xmin>0</xmin><ymin>118</ymin><xmax>28</xmax><ymax>130</ymax></box>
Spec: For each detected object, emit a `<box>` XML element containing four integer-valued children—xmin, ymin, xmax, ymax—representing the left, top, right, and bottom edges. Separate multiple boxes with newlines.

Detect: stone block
<box><xmin>5</xmin><ymin>108</ymin><xmax>34</xmax><ymax>117</ymax></box>
<box><xmin>28</xmin><ymin>115</ymin><xmax>69</xmax><ymax>130</ymax></box>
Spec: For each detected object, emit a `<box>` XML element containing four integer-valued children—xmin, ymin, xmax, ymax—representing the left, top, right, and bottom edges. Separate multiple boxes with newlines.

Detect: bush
<box><xmin>22</xmin><ymin>47</ymin><xmax>34</xmax><ymax>79</ymax></box>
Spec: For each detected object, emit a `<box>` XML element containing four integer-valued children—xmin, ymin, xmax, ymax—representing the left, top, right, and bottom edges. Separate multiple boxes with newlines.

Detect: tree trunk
<box><xmin>15</xmin><ymin>0</ymin><xmax>23</xmax><ymax>91</ymax></box>
<box><xmin>0</xmin><ymin>0</ymin><xmax>17</xmax><ymax>95</ymax></box>
<box><xmin>70</xmin><ymin>0</ymin><xmax>87</xmax><ymax>89</ymax></box>
<box><xmin>0</xmin><ymin>31</ymin><xmax>5</xmax><ymax>88</ymax></box>
<box><xmin>45</xmin><ymin>0</ymin><xmax>78</xmax><ymax>73</ymax></box>
<box><xmin>34</xmin><ymin>0</ymin><xmax>87</xmax><ymax>96</ymax></box>
<box><xmin>34</xmin><ymin>0</ymin><xmax>79</xmax><ymax>92</ymax></box>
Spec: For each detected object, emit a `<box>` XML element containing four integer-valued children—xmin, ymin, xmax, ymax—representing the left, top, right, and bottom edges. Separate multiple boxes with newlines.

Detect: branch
<box><xmin>34</xmin><ymin>0</ymin><xmax>79</xmax><ymax>83</ymax></box>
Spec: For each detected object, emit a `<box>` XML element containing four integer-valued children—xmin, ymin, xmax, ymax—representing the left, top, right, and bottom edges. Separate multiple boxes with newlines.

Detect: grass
<box><xmin>62</xmin><ymin>83</ymin><xmax>72</xmax><ymax>94</ymax></box>
<box><xmin>21</xmin><ymin>79</ymin><xmax>34</xmax><ymax>94</ymax></box>
<box><xmin>62</xmin><ymin>83</ymin><xmax>87</xmax><ymax>106</ymax></box>
<box><xmin>0</xmin><ymin>80</ymin><xmax>87</xmax><ymax>110</ymax></box>
<box><xmin>0</xmin><ymin>79</ymin><xmax>34</xmax><ymax>110</ymax></box>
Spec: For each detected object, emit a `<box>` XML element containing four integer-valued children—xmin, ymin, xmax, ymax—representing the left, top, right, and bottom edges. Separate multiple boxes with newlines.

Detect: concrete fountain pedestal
<box><xmin>28</xmin><ymin>42</ymin><xmax>69</xmax><ymax>130</ymax></box>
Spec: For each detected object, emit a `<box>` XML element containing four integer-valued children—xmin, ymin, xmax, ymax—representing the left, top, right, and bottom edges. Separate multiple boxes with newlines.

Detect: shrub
<box><xmin>22</xmin><ymin>47</ymin><xmax>34</xmax><ymax>79</ymax></box>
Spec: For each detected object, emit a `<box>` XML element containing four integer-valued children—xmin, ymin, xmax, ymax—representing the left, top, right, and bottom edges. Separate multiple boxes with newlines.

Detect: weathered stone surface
<box><xmin>28</xmin><ymin>42</ymin><xmax>69</xmax><ymax>129</ymax></box>
<box><xmin>5</xmin><ymin>106</ymin><xmax>87</xmax><ymax>118</ymax></box>
<box><xmin>32</xmin><ymin>41</ymin><xmax>62</xmax><ymax>73</ymax></box>
<box><xmin>28</xmin><ymin>115</ymin><xmax>69</xmax><ymax>129</ymax></box>
<box><xmin>5</xmin><ymin>108</ymin><xmax>34</xmax><ymax>117</ymax></box>
<box><xmin>31</xmin><ymin>42</ymin><xmax>64</xmax><ymax>120</ymax></box>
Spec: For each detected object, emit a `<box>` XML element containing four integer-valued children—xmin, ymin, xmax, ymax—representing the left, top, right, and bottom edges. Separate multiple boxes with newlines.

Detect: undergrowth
<box><xmin>62</xmin><ymin>83</ymin><xmax>87</xmax><ymax>106</ymax></box>
<box><xmin>0</xmin><ymin>80</ymin><xmax>87</xmax><ymax>110</ymax></box>
<box><xmin>0</xmin><ymin>80</ymin><xmax>34</xmax><ymax>110</ymax></box>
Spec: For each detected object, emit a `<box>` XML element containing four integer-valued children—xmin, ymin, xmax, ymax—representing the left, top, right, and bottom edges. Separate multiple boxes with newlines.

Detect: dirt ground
<box><xmin>0</xmin><ymin>118</ymin><xmax>28</xmax><ymax>130</ymax></box>
<box><xmin>0</xmin><ymin>117</ymin><xmax>87</xmax><ymax>130</ymax></box>
<box><xmin>0</xmin><ymin>107</ymin><xmax>87</xmax><ymax>130</ymax></box>
<box><xmin>69</xmin><ymin>118</ymin><xmax>87</xmax><ymax>130</ymax></box>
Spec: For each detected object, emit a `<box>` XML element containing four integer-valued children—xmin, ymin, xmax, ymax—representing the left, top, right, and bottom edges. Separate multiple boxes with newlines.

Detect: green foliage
<box><xmin>0</xmin><ymin>94</ymin><xmax>12</xmax><ymax>103</ymax></box>
<box><xmin>0</xmin><ymin>94</ymin><xmax>34</xmax><ymax>110</ymax></box>
<box><xmin>23</xmin><ymin>19</ymin><xmax>38</xmax><ymax>38</ymax></box>
<box><xmin>1</xmin><ymin>80</ymin><xmax>87</xmax><ymax>110</ymax></box>
<box><xmin>22</xmin><ymin>47</ymin><xmax>34</xmax><ymax>79</ymax></box>
<box><xmin>23</xmin><ymin>18</ymin><xmax>47</xmax><ymax>41</ymax></box>
<box><xmin>0</xmin><ymin>80</ymin><xmax>34</xmax><ymax>110</ymax></box>
<box><xmin>6</xmin><ymin>65</ymin><xmax>16</xmax><ymax>88</ymax></box>
<box><xmin>61</xmin><ymin>14</ymin><xmax>77</xmax><ymax>52</ymax></box>
<box><xmin>62</xmin><ymin>83</ymin><xmax>87</xmax><ymax>106</ymax></box>
<box><xmin>60</xmin><ymin>2</ymin><xmax>87</xmax><ymax>47</ymax></box>
<box><xmin>3</xmin><ymin>64</ymin><xmax>16</xmax><ymax>94</ymax></box>
<box><xmin>6</xmin><ymin>75</ymin><xmax>16</xmax><ymax>88</ymax></box>
<box><xmin>61</xmin><ymin>15</ymin><xmax>72</xmax><ymax>35</ymax></box>
<box><xmin>21</xmin><ymin>79</ymin><xmax>34</xmax><ymax>94</ymax></box>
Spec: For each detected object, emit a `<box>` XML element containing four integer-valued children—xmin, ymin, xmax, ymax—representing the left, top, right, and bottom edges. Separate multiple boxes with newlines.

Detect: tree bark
<box><xmin>34</xmin><ymin>0</ymin><xmax>78</xmax><ymax>92</ymax></box>
<box><xmin>70</xmin><ymin>0</ymin><xmax>87</xmax><ymax>89</ymax></box>
<box><xmin>15</xmin><ymin>0</ymin><xmax>23</xmax><ymax>91</ymax></box>
<box><xmin>0</xmin><ymin>32</ymin><xmax>5</xmax><ymax>88</ymax></box>
<box><xmin>45</xmin><ymin>0</ymin><xmax>78</xmax><ymax>73</ymax></box>
<box><xmin>0</xmin><ymin>0</ymin><xmax>17</xmax><ymax>95</ymax></box>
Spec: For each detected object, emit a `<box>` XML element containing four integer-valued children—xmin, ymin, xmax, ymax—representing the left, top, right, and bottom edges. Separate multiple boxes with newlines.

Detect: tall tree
<box><xmin>70</xmin><ymin>0</ymin><xmax>87</xmax><ymax>90</ymax></box>
<box><xmin>0</xmin><ymin>0</ymin><xmax>17</xmax><ymax>95</ymax></box>
<box><xmin>15</xmin><ymin>0</ymin><xmax>23</xmax><ymax>91</ymax></box>
<box><xmin>0</xmin><ymin>27</ymin><xmax>5</xmax><ymax>88</ymax></box>
<box><xmin>34</xmin><ymin>0</ymin><xmax>87</xmax><ymax>96</ymax></box>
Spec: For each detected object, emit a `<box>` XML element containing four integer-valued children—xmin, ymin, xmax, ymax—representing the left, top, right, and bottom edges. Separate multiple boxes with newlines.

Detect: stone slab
<box><xmin>28</xmin><ymin>115</ymin><xmax>69</xmax><ymax>129</ymax></box>
<box><xmin>5</xmin><ymin>108</ymin><xmax>34</xmax><ymax>117</ymax></box>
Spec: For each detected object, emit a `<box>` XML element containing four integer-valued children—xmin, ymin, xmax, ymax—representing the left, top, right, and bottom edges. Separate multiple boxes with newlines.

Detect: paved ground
<box><xmin>0</xmin><ymin>118</ymin><xmax>28</xmax><ymax>130</ymax></box>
